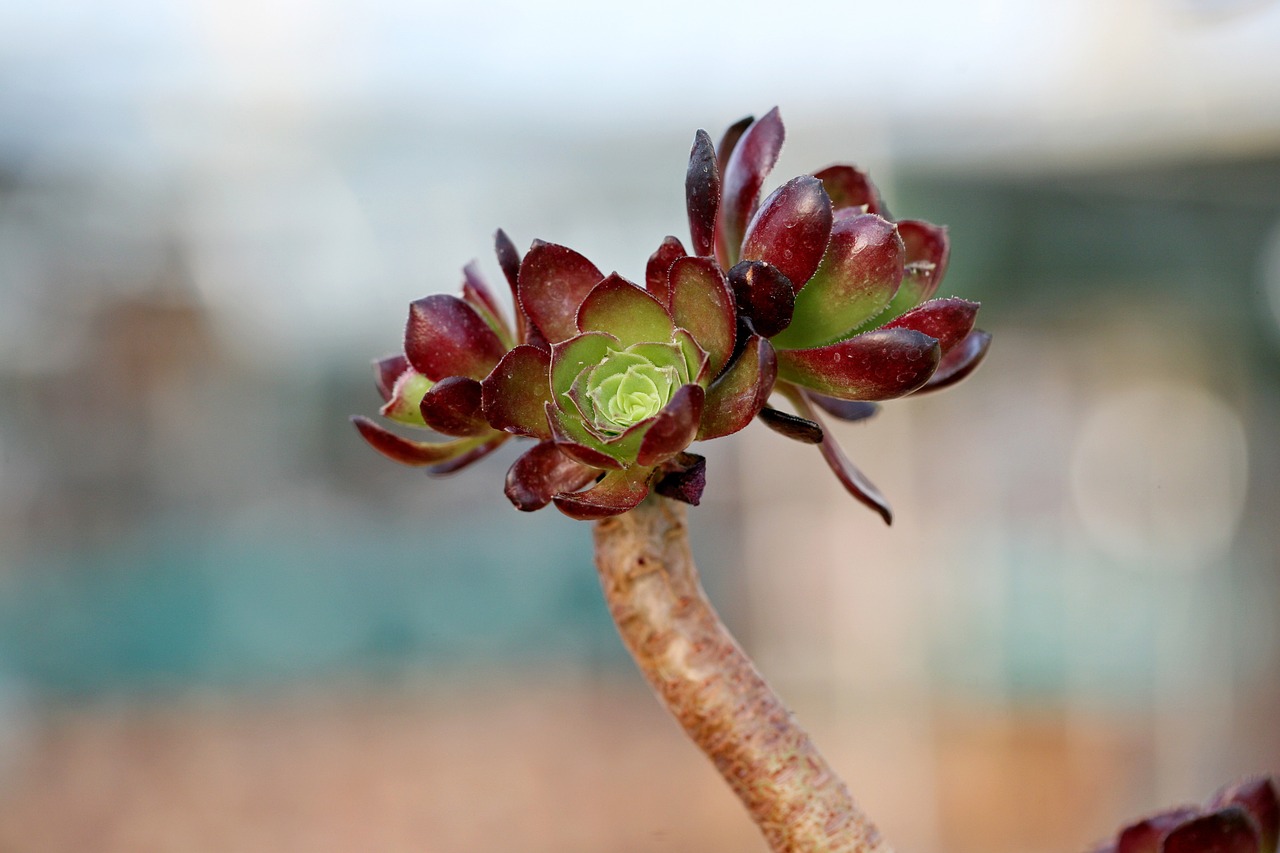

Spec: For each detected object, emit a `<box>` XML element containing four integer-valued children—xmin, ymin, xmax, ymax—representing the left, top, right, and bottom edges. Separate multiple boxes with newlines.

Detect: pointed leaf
<box><xmin>577</xmin><ymin>274</ymin><xmax>674</xmax><ymax>345</ymax></box>
<box><xmin>379</xmin><ymin>367</ymin><xmax>432</xmax><ymax>426</ymax></box>
<box><xmin>375</xmin><ymin>354</ymin><xmax>409</xmax><ymax>402</ymax></box>
<box><xmin>405</xmin><ymin>294</ymin><xmax>507</xmax><ymax>381</ymax></box>
<box><xmin>812</xmin><ymin>165</ymin><xmax>886</xmax><ymax>217</ymax></box>
<box><xmin>1211</xmin><ymin>777</ymin><xmax>1278</xmax><ymax>853</ymax></box>
<box><xmin>914</xmin><ymin>329</ymin><xmax>991</xmax><ymax>394</ymax></box>
<box><xmin>428</xmin><ymin>434</ymin><xmax>506</xmax><ymax>476</ymax></box>
<box><xmin>504</xmin><ymin>440</ymin><xmax>598</xmax><ymax>511</ymax></box>
<box><xmin>740</xmin><ymin>175</ymin><xmax>833</xmax><ymax>288</ymax></box>
<box><xmin>808</xmin><ymin>395</ymin><xmax>880</xmax><ymax>422</ymax></box>
<box><xmin>669</xmin><ymin>256</ymin><xmax>736</xmax><ymax>378</ymax></box>
<box><xmin>636</xmin><ymin>384</ymin><xmax>704</xmax><ymax>466</ymax></box>
<box><xmin>716</xmin><ymin>106</ymin><xmax>784</xmax><ymax>268</ymax></box>
<box><xmin>771</xmin><ymin>213</ymin><xmax>905</xmax><ymax>349</ymax></box>
<box><xmin>727</xmin><ymin>260</ymin><xmax>795</xmax><ymax>338</ymax></box>
<box><xmin>686</xmin><ymin>130</ymin><xmax>721</xmax><ymax>258</ymax></box>
<box><xmin>757</xmin><ymin>405</ymin><xmax>823</xmax><ymax>444</ymax></box>
<box><xmin>884</xmin><ymin>297</ymin><xmax>979</xmax><ymax>355</ymax></box>
<box><xmin>645</xmin><ymin>235</ymin><xmax>687</xmax><ymax>308</ymax></box>
<box><xmin>1162</xmin><ymin>808</ymin><xmax>1260</xmax><ymax>853</ymax></box>
<box><xmin>654</xmin><ymin>452</ymin><xmax>707</xmax><ymax>506</ymax></box>
<box><xmin>352</xmin><ymin>415</ymin><xmax>486</xmax><ymax>468</ymax></box>
<box><xmin>876</xmin><ymin>220</ymin><xmax>950</xmax><ymax>321</ymax></box>
<box><xmin>420</xmin><ymin>376</ymin><xmax>487</xmax><ymax>436</ymax></box>
<box><xmin>494</xmin><ymin>228</ymin><xmax>527</xmax><ymax>342</ymax></box>
<box><xmin>481</xmin><ymin>344</ymin><xmax>553</xmax><ymax>438</ymax></box>
<box><xmin>776</xmin><ymin>328</ymin><xmax>941</xmax><ymax>400</ymax></box>
<box><xmin>1116</xmin><ymin>808</ymin><xmax>1201</xmax><ymax>853</ymax></box>
<box><xmin>518</xmin><ymin>241</ymin><xmax>604</xmax><ymax>344</ymax></box>
<box><xmin>461</xmin><ymin>260</ymin><xmax>509</xmax><ymax>341</ymax></box>
<box><xmin>716</xmin><ymin>115</ymin><xmax>753</xmax><ymax>176</ymax></box>
<box><xmin>546</xmin><ymin>401</ymin><xmax>623</xmax><ymax>469</ymax></box>
<box><xmin>553</xmin><ymin>466</ymin><xmax>653</xmax><ymax>520</ymax></box>
<box><xmin>699</xmin><ymin>334</ymin><xmax>777</xmax><ymax>440</ymax></box>
<box><xmin>791</xmin><ymin>391</ymin><xmax>893</xmax><ymax>524</ymax></box>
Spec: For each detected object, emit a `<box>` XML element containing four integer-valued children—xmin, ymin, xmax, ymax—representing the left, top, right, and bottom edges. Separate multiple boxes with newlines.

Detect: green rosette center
<box><xmin>586</xmin><ymin>349</ymin><xmax>679</xmax><ymax>435</ymax></box>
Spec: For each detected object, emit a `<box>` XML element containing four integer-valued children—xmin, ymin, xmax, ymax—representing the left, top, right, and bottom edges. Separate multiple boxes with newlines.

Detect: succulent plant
<box><xmin>355</xmin><ymin>108</ymin><xmax>988</xmax><ymax>522</ymax></box>
<box><xmin>1088</xmin><ymin>776</ymin><xmax>1278</xmax><ymax>853</ymax></box>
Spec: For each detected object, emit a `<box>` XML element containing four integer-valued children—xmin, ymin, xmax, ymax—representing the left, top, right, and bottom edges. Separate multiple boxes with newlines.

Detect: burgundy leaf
<box><xmin>461</xmin><ymin>261</ymin><xmax>507</xmax><ymax>333</ymax></box>
<box><xmin>716</xmin><ymin>115</ymin><xmax>753</xmax><ymax>176</ymax></box>
<box><xmin>428</xmin><ymin>434</ymin><xmax>505</xmax><ymax>476</ymax></box>
<box><xmin>727</xmin><ymin>260</ymin><xmax>795</xmax><ymax>338</ymax></box>
<box><xmin>517</xmin><ymin>241</ymin><xmax>605</xmax><ymax>344</ymax></box>
<box><xmin>375</xmin><ymin>354</ymin><xmax>408</xmax><ymax>402</ymax></box>
<box><xmin>740</xmin><ymin>175</ymin><xmax>833</xmax><ymax>288</ymax></box>
<box><xmin>699</xmin><ymin>334</ymin><xmax>777</xmax><ymax>440</ymax></box>
<box><xmin>716</xmin><ymin>106</ymin><xmax>784</xmax><ymax>268</ymax></box>
<box><xmin>776</xmin><ymin>328</ymin><xmax>941</xmax><ymax>401</ymax></box>
<box><xmin>886</xmin><ymin>220</ymin><xmax>950</xmax><ymax>314</ymax></box>
<box><xmin>1116</xmin><ymin>808</ymin><xmax>1202</xmax><ymax>853</ymax></box>
<box><xmin>553</xmin><ymin>466</ymin><xmax>653</xmax><ymax>520</ymax></box>
<box><xmin>686</xmin><ymin>129</ymin><xmax>721</xmax><ymax>258</ymax></box>
<box><xmin>352</xmin><ymin>415</ymin><xmax>489</xmax><ymax>468</ymax></box>
<box><xmin>884</xmin><ymin>297</ymin><xmax>980</xmax><ymax>355</ymax></box>
<box><xmin>757</xmin><ymin>405</ymin><xmax>823</xmax><ymax>444</ymax></box>
<box><xmin>494</xmin><ymin>228</ymin><xmax>527</xmax><ymax>342</ymax></box>
<box><xmin>669</xmin><ymin>256</ymin><xmax>736</xmax><ymax>378</ymax></box>
<box><xmin>405</xmin><ymin>294</ymin><xmax>507</xmax><ymax>381</ymax></box>
<box><xmin>645</xmin><ymin>235</ymin><xmax>687</xmax><ymax>308</ymax></box>
<box><xmin>1162</xmin><ymin>808</ymin><xmax>1260</xmax><ymax>853</ymax></box>
<box><xmin>812</xmin><ymin>165</ymin><xmax>886</xmax><ymax>216</ymax></box>
<box><xmin>771</xmin><ymin>213</ymin><xmax>905</xmax><ymax>349</ymax></box>
<box><xmin>577</xmin><ymin>273</ymin><xmax>674</xmax><ymax>346</ymax></box>
<box><xmin>1211</xmin><ymin>777</ymin><xmax>1279</xmax><ymax>853</ymax></box>
<box><xmin>914</xmin><ymin>329</ymin><xmax>991</xmax><ymax>395</ymax></box>
<box><xmin>808</xmin><ymin>395</ymin><xmax>880</xmax><ymax>422</ymax></box>
<box><xmin>480</xmin><ymin>345</ymin><xmax>553</xmax><ymax>438</ymax></box>
<box><xmin>654</xmin><ymin>452</ymin><xmax>707</xmax><ymax>506</ymax></box>
<box><xmin>420</xmin><ymin>376</ymin><xmax>487</xmax><ymax>436</ymax></box>
<box><xmin>504</xmin><ymin>440</ymin><xmax>598</xmax><ymax>511</ymax></box>
<box><xmin>636</xmin><ymin>384</ymin><xmax>705</xmax><ymax>466</ymax></box>
<box><xmin>545</xmin><ymin>401</ymin><xmax>624</xmax><ymax>470</ymax></box>
<box><xmin>791</xmin><ymin>391</ymin><xmax>893</xmax><ymax>524</ymax></box>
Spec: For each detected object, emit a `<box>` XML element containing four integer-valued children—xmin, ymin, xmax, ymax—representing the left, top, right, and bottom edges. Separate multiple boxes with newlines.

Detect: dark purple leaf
<box><xmin>480</xmin><ymin>345</ymin><xmax>553</xmax><ymax>438</ymax></box>
<box><xmin>791</xmin><ymin>390</ymin><xmax>893</xmax><ymax>524</ymax></box>
<box><xmin>375</xmin><ymin>354</ymin><xmax>408</xmax><ymax>402</ymax></box>
<box><xmin>1211</xmin><ymin>777</ymin><xmax>1278</xmax><ymax>853</ymax></box>
<box><xmin>577</xmin><ymin>273</ymin><xmax>674</xmax><ymax>346</ymax></box>
<box><xmin>1116</xmin><ymin>808</ymin><xmax>1202</xmax><ymax>853</ymax></box>
<box><xmin>428</xmin><ymin>434</ymin><xmax>505</xmax><ymax>476</ymax></box>
<box><xmin>636</xmin><ymin>384</ymin><xmax>705</xmax><ymax>466</ymax></box>
<box><xmin>654</xmin><ymin>452</ymin><xmax>706</xmax><ymax>506</ymax></box>
<box><xmin>716</xmin><ymin>115</ymin><xmax>753</xmax><ymax>176</ymax></box>
<box><xmin>686</xmin><ymin>129</ymin><xmax>721</xmax><ymax>258</ymax></box>
<box><xmin>517</xmin><ymin>241</ymin><xmax>605</xmax><ymax>344</ymax></box>
<box><xmin>740</xmin><ymin>175</ymin><xmax>833</xmax><ymax>289</ymax></box>
<box><xmin>645</xmin><ymin>235</ymin><xmax>687</xmax><ymax>308</ymax></box>
<box><xmin>553</xmin><ymin>466</ymin><xmax>653</xmax><ymax>520</ymax></box>
<box><xmin>669</xmin><ymin>256</ymin><xmax>736</xmax><ymax>378</ymax></box>
<box><xmin>494</xmin><ymin>228</ymin><xmax>527</xmax><ymax>342</ymax></box>
<box><xmin>699</xmin><ymin>334</ymin><xmax>777</xmax><ymax>440</ymax></box>
<box><xmin>808</xmin><ymin>395</ymin><xmax>880</xmax><ymax>422</ymax></box>
<box><xmin>884</xmin><ymin>297</ymin><xmax>979</xmax><ymax>355</ymax></box>
<box><xmin>884</xmin><ymin>220</ymin><xmax>950</xmax><ymax>315</ymax></box>
<box><xmin>352</xmin><ymin>415</ymin><xmax>492</xmax><ymax>468</ymax></box>
<box><xmin>420</xmin><ymin>376</ymin><xmax>487</xmax><ymax>436</ymax></box>
<box><xmin>914</xmin><ymin>329</ymin><xmax>991</xmax><ymax>395</ymax></box>
<box><xmin>461</xmin><ymin>261</ymin><xmax>508</xmax><ymax>337</ymax></box>
<box><xmin>504</xmin><ymin>440</ymin><xmax>598</xmax><ymax>511</ymax></box>
<box><xmin>727</xmin><ymin>260</ymin><xmax>795</xmax><ymax>338</ymax></box>
<box><xmin>405</xmin><ymin>294</ymin><xmax>508</xmax><ymax>382</ymax></box>
<box><xmin>1162</xmin><ymin>808</ymin><xmax>1260</xmax><ymax>853</ymax></box>
<box><xmin>716</xmin><ymin>106</ymin><xmax>784</xmax><ymax>268</ymax></box>
<box><xmin>776</xmin><ymin>328</ymin><xmax>941</xmax><ymax>400</ymax></box>
<box><xmin>812</xmin><ymin>165</ymin><xmax>886</xmax><ymax>216</ymax></box>
<box><xmin>757</xmin><ymin>405</ymin><xmax>823</xmax><ymax>444</ymax></box>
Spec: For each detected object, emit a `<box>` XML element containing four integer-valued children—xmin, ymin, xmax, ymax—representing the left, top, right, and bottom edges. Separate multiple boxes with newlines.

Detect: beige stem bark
<box><xmin>592</xmin><ymin>496</ymin><xmax>893</xmax><ymax>853</ymax></box>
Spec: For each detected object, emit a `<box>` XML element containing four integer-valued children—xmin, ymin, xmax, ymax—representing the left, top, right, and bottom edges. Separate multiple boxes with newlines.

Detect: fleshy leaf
<box><xmin>577</xmin><ymin>274</ymin><xmax>674</xmax><ymax>346</ymax></box>
<box><xmin>428</xmin><ymin>434</ymin><xmax>505</xmax><ymax>476</ymax></box>
<box><xmin>808</xmin><ymin>395</ymin><xmax>880</xmax><ymax>422</ymax></box>
<box><xmin>461</xmin><ymin>261</ymin><xmax>510</xmax><ymax>342</ymax></box>
<box><xmin>669</xmin><ymin>256</ymin><xmax>736</xmax><ymax>378</ymax></box>
<box><xmin>686</xmin><ymin>130</ymin><xmax>721</xmax><ymax>258</ymax></box>
<box><xmin>504</xmin><ymin>440</ymin><xmax>597</xmax><ymax>511</ymax></box>
<box><xmin>790</xmin><ymin>391</ymin><xmax>893</xmax><ymax>524</ymax></box>
<box><xmin>875</xmin><ymin>220</ymin><xmax>950</xmax><ymax>322</ymax></box>
<box><xmin>716</xmin><ymin>106</ymin><xmax>784</xmax><ymax>268</ymax></box>
<box><xmin>405</xmin><ymin>294</ymin><xmax>508</xmax><ymax>381</ymax></box>
<box><xmin>674</xmin><ymin>328</ymin><xmax>711</xmax><ymax>386</ymax></box>
<box><xmin>740</xmin><ymin>175</ymin><xmax>833</xmax><ymax>289</ymax></box>
<box><xmin>645</xmin><ymin>236</ymin><xmax>687</xmax><ymax>308</ymax></box>
<box><xmin>914</xmin><ymin>329</ymin><xmax>991</xmax><ymax>394</ymax></box>
<box><xmin>545</xmin><ymin>401</ymin><xmax>623</xmax><ymax>469</ymax></box>
<box><xmin>1211</xmin><ymin>777</ymin><xmax>1279</xmax><ymax>853</ymax></box>
<box><xmin>757</xmin><ymin>405</ymin><xmax>823</xmax><ymax>444</ymax></box>
<box><xmin>1116</xmin><ymin>808</ymin><xmax>1201</xmax><ymax>853</ymax></box>
<box><xmin>776</xmin><ymin>328</ymin><xmax>941</xmax><ymax>401</ymax></box>
<box><xmin>494</xmin><ymin>229</ymin><xmax>527</xmax><ymax>341</ymax></box>
<box><xmin>771</xmin><ymin>213</ymin><xmax>905</xmax><ymax>349</ymax></box>
<box><xmin>375</xmin><ymin>354</ymin><xmax>409</xmax><ymax>402</ymax></box>
<box><xmin>716</xmin><ymin>115</ymin><xmax>753</xmax><ymax>176</ymax></box>
<box><xmin>812</xmin><ymin>165</ymin><xmax>886</xmax><ymax>217</ymax></box>
<box><xmin>550</xmin><ymin>331</ymin><xmax>617</xmax><ymax>398</ymax></box>
<box><xmin>553</xmin><ymin>466</ymin><xmax>653</xmax><ymax>520</ymax></box>
<box><xmin>884</xmin><ymin>297</ymin><xmax>979</xmax><ymax>355</ymax></box>
<box><xmin>654</xmin><ymin>452</ymin><xmax>707</xmax><ymax>506</ymax></box>
<box><xmin>727</xmin><ymin>260</ymin><xmax>795</xmax><ymax>338</ymax></box>
<box><xmin>699</xmin><ymin>334</ymin><xmax>777</xmax><ymax>440</ymax></box>
<box><xmin>636</xmin><ymin>384</ymin><xmax>705</xmax><ymax>466</ymax></box>
<box><xmin>379</xmin><ymin>367</ymin><xmax>432</xmax><ymax>426</ymax></box>
<box><xmin>420</xmin><ymin>376</ymin><xmax>487</xmax><ymax>436</ymax></box>
<box><xmin>1162</xmin><ymin>809</ymin><xmax>1260</xmax><ymax>853</ymax></box>
<box><xmin>480</xmin><ymin>345</ymin><xmax>553</xmax><ymax>438</ymax></box>
<box><xmin>352</xmin><ymin>415</ymin><xmax>487</xmax><ymax>468</ymax></box>
<box><xmin>518</xmin><ymin>241</ymin><xmax>605</xmax><ymax>344</ymax></box>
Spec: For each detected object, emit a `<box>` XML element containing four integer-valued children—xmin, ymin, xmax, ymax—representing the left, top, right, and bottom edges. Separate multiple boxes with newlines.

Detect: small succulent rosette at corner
<box><xmin>481</xmin><ymin>238</ymin><xmax>775</xmax><ymax>520</ymax></box>
<box><xmin>351</xmin><ymin>230</ymin><xmax>530</xmax><ymax>475</ymax></box>
<box><xmin>1088</xmin><ymin>776</ymin><xmax>1278</xmax><ymax>853</ymax></box>
<box><xmin>669</xmin><ymin>106</ymin><xmax>993</xmax><ymax>523</ymax></box>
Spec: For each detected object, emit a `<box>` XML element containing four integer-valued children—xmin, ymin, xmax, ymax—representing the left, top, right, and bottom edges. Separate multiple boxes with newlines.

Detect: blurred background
<box><xmin>0</xmin><ymin>0</ymin><xmax>1278</xmax><ymax>850</ymax></box>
